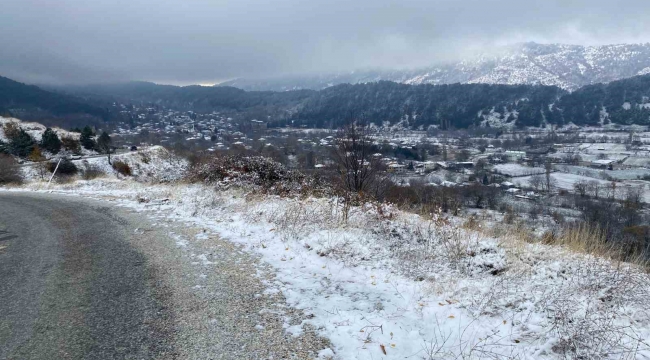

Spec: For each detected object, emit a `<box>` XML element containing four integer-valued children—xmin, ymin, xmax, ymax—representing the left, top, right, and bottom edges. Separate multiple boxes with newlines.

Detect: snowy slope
<box><xmin>0</xmin><ymin>116</ymin><xmax>81</xmax><ymax>143</ymax></box>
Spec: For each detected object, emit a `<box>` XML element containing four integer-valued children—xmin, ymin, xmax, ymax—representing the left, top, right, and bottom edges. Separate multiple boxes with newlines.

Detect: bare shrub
<box><xmin>187</xmin><ymin>154</ymin><xmax>329</xmax><ymax>196</ymax></box>
<box><xmin>0</xmin><ymin>154</ymin><xmax>23</xmax><ymax>184</ymax></box>
<box><xmin>112</xmin><ymin>160</ymin><xmax>132</xmax><ymax>176</ymax></box>
<box><xmin>462</xmin><ymin>215</ymin><xmax>482</xmax><ymax>231</ymax></box>
<box><xmin>60</xmin><ymin>136</ymin><xmax>81</xmax><ymax>154</ymax></box>
<box><xmin>139</xmin><ymin>151</ymin><xmax>151</xmax><ymax>164</ymax></box>
<box><xmin>544</xmin><ymin>261</ymin><xmax>650</xmax><ymax>359</ymax></box>
<box><xmin>81</xmin><ymin>162</ymin><xmax>105</xmax><ymax>180</ymax></box>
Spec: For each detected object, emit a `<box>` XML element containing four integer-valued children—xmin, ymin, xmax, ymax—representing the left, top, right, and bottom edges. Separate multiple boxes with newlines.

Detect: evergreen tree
<box><xmin>9</xmin><ymin>129</ymin><xmax>35</xmax><ymax>158</ymax></box>
<box><xmin>40</xmin><ymin>128</ymin><xmax>62</xmax><ymax>154</ymax></box>
<box><xmin>80</xmin><ymin>126</ymin><xmax>96</xmax><ymax>150</ymax></box>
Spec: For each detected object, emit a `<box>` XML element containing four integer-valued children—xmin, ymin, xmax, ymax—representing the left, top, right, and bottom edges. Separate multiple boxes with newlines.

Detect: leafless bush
<box><xmin>81</xmin><ymin>162</ymin><xmax>105</xmax><ymax>180</ymax></box>
<box><xmin>544</xmin><ymin>261</ymin><xmax>650</xmax><ymax>359</ymax></box>
<box><xmin>0</xmin><ymin>154</ymin><xmax>22</xmax><ymax>184</ymax></box>
<box><xmin>112</xmin><ymin>160</ymin><xmax>132</xmax><ymax>176</ymax></box>
<box><xmin>187</xmin><ymin>154</ymin><xmax>330</xmax><ymax>196</ymax></box>
<box><xmin>139</xmin><ymin>151</ymin><xmax>151</xmax><ymax>164</ymax></box>
<box><xmin>60</xmin><ymin>136</ymin><xmax>81</xmax><ymax>154</ymax></box>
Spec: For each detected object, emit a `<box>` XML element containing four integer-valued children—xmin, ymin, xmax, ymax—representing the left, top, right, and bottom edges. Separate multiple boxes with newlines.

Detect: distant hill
<box><xmin>557</xmin><ymin>73</ymin><xmax>650</xmax><ymax>126</ymax></box>
<box><xmin>50</xmin><ymin>74</ymin><xmax>650</xmax><ymax>129</ymax></box>
<box><xmin>219</xmin><ymin>42</ymin><xmax>650</xmax><ymax>92</ymax></box>
<box><xmin>290</xmin><ymin>81</ymin><xmax>566</xmax><ymax>129</ymax></box>
<box><xmin>55</xmin><ymin>81</ymin><xmax>315</xmax><ymax>112</ymax></box>
<box><xmin>0</xmin><ymin>75</ymin><xmax>108</xmax><ymax>128</ymax></box>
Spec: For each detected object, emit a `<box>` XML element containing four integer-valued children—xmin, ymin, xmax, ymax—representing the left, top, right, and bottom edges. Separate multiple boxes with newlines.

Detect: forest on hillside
<box><xmin>5</xmin><ymin>74</ymin><xmax>650</xmax><ymax>129</ymax></box>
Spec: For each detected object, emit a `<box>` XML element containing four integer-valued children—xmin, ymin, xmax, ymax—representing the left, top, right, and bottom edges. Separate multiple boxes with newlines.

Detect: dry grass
<box><xmin>543</xmin><ymin>224</ymin><xmax>649</xmax><ymax>269</ymax></box>
<box><xmin>475</xmin><ymin>215</ymin><xmax>650</xmax><ymax>270</ymax></box>
<box><xmin>81</xmin><ymin>163</ymin><xmax>105</xmax><ymax>180</ymax></box>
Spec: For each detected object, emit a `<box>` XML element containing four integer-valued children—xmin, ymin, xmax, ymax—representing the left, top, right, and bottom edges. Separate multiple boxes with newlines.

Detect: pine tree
<box><xmin>41</xmin><ymin>128</ymin><xmax>62</xmax><ymax>154</ymax></box>
<box><xmin>80</xmin><ymin>126</ymin><xmax>96</xmax><ymax>150</ymax></box>
<box><xmin>9</xmin><ymin>129</ymin><xmax>35</xmax><ymax>158</ymax></box>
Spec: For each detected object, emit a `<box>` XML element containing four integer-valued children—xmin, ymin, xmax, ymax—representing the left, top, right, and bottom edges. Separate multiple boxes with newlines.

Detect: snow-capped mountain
<box><xmin>220</xmin><ymin>42</ymin><xmax>650</xmax><ymax>91</ymax></box>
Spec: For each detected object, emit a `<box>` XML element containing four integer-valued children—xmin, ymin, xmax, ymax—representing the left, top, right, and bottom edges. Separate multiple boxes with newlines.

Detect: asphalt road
<box><xmin>0</xmin><ymin>192</ymin><xmax>329</xmax><ymax>360</ymax></box>
<box><xmin>0</xmin><ymin>193</ymin><xmax>176</xmax><ymax>360</ymax></box>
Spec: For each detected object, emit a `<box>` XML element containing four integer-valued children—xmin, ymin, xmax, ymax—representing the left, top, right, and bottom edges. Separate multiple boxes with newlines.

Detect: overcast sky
<box><xmin>2</xmin><ymin>0</ymin><xmax>650</xmax><ymax>85</ymax></box>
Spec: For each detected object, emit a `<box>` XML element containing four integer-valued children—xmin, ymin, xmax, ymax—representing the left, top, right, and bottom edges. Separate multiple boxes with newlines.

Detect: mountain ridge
<box><xmin>219</xmin><ymin>42</ymin><xmax>650</xmax><ymax>92</ymax></box>
<box><xmin>0</xmin><ymin>75</ymin><xmax>109</xmax><ymax>128</ymax></box>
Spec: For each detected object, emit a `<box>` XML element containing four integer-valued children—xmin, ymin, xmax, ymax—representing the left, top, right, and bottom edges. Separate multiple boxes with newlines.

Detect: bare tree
<box><xmin>586</xmin><ymin>180</ymin><xmax>601</xmax><ymax>199</ymax></box>
<box><xmin>574</xmin><ymin>180</ymin><xmax>588</xmax><ymax>197</ymax></box>
<box><xmin>607</xmin><ymin>181</ymin><xmax>618</xmax><ymax>200</ymax></box>
<box><xmin>624</xmin><ymin>186</ymin><xmax>643</xmax><ymax>208</ymax></box>
<box><xmin>544</xmin><ymin>159</ymin><xmax>554</xmax><ymax>193</ymax></box>
<box><xmin>332</xmin><ymin>122</ymin><xmax>382</xmax><ymax>194</ymax></box>
<box><xmin>530</xmin><ymin>174</ymin><xmax>544</xmax><ymax>191</ymax></box>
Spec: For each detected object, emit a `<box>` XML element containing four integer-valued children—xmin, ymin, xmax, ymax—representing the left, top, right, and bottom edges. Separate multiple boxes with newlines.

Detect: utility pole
<box><xmin>47</xmin><ymin>159</ymin><xmax>62</xmax><ymax>188</ymax></box>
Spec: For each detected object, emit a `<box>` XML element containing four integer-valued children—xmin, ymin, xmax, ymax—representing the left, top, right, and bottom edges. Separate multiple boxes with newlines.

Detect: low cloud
<box><xmin>2</xmin><ymin>0</ymin><xmax>650</xmax><ymax>85</ymax></box>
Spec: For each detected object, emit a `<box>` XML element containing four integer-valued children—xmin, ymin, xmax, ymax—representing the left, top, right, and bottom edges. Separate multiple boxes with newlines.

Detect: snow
<box><xmin>515</xmin><ymin>173</ymin><xmax>611</xmax><ymax>190</ymax></box>
<box><xmin>513</xmin><ymin>171</ymin><xmax>650</xmax><ymax>203</ymax></box>
<box><xmin>5</xmin><ymin>176</ymin><xmax>650</xmax><ymax>359</ymax></box>
<box><xmin>20</xmin><ymin>146</ymin><xmax>187</xmax><ymax>183</ymax></box>
<box><xmin>0</xmin><ymin>116</ymin><xmax>96</xmax><ymax>156</ymax></box>
<box><xmin>1</xmin><ymin>116</ymin><xmax>81</xmax><ymax>143</ymax></box>
<box><xmin>557</xmin><ymin>165</ymin><xmax>650</xmax><ymax>181</ymax></box>
<box><xmin>493</xmin><ymin>164</ymin><xmax>545</xmax><ymax>177</ymax></box>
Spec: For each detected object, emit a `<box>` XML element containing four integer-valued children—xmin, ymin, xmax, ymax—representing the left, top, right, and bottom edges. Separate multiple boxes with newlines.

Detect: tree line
<box><xmin>8</xmin><ymin>73</ymin><xmax>650</xmax><ymax>129</ymax></box>
<box><xmin>0</xmin><ymin>123</ymin><xmax>112</xmax><ymax>160</ymax></box>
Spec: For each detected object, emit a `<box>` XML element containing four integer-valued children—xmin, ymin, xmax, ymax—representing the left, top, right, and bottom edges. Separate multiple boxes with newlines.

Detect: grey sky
<box><xmin>2</xmin><ymin>0</ymin><xmax>649</xmax><ymax>85</ymax></box>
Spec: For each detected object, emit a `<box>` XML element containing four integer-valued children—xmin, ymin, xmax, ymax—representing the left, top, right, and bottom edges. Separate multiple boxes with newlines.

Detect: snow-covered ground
<box><xmin>556</xmin><ymin>165</ymin><xmax>650</xmax><ymax>181</ymax></box>
<box><xmin>1</xmin><ymin>116</ymin><xmax>81</xmax><ymax>143</ymax></box>
<box><xmin>4</xmin><ymin>174</ymin><xmax>650</xmax><ymax>359</ymax></box>
<box><xmin>493</xmin><ymin>164</ymin><xmax>545</xmax><ymax>177</ymax></box>
<box><xmin>21</xmin><ymin>146</ymin><xmax>187</xmax><ymax>183</ymax></box>
<box><xmin>0</xmin><ymin>116</ymin><xmax>96</xmax><ymax>156</ymax></box>
<box><xmin>514</xmin><ymin>173</ymin><xmax>612</xmax><ymax>191</ymax></box>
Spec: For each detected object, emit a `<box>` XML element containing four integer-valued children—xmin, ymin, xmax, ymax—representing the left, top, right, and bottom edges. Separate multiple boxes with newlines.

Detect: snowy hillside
<box><xmin>0</xmin><ymin>116</ymin><xmax>80</xmax><ymax>143</ymax></box>
<box><xmin>221</xmin><ymin>42</ymin><xmax>650</xmax><ymax>91</ymax></box>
